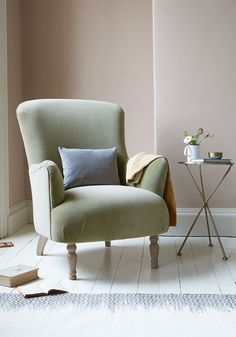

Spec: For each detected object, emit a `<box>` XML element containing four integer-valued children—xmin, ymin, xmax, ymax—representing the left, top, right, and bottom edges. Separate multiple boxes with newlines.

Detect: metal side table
<box><xmin>177</xmin><ymin>160</ymin><xmax>234</xmax><ymax>260</ymax></box>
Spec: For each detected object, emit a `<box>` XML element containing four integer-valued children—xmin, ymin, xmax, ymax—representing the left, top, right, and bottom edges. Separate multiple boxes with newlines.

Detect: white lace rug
<box><xmin>1</xmin><ymin>293</ymin><xmax>236</xmax><ymax>337</ymax></box>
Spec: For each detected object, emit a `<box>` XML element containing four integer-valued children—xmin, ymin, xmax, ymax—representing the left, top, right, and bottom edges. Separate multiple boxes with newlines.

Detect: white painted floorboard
<box><xmin>1</xmin><ymin>225</ymin><xmax>236</xmax><ymax>294</ymax></box>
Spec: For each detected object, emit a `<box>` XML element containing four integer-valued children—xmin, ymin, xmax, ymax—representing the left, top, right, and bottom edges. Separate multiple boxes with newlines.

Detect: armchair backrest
<box><xmin>17</xmin><ymin>99</ymin><xmax>129</xmax><ymax>184</ymax></box>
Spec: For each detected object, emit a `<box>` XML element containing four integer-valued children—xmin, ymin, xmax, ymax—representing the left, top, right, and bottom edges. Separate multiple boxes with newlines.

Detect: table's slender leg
<box><xmin>201</xmin><ymin>164</ymin><xmax>232</xmax><ymax>260</ymax></box>
<box><xmin>205</xmin><ymin>205</ymin><xmax>228</xmax><ymax>260</ymax></box>
<box><xmin>199</xmin><ymin>165</ymin><xmax>212</xmax><ymax>247</ymax></box>
<box><xmin>177</xmin><ymin>204</ymin><xmax>205</xmax><ymax>256</ymax></box>
<box><xmin>177</xmin><ymin>165</ymin><xmax>204</xmax><ymax>256</ymax></box>
<box><xmin>177</xmin><ymin>163</ymin><xmax>233</xmax><ymax>258</ymax></box>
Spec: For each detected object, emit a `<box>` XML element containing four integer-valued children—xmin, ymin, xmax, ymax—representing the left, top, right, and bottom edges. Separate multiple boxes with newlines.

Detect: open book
<box><xmin>17</xmin><ymin>281</ymin><xmax>68</xmax><ymax>298</ymax></box>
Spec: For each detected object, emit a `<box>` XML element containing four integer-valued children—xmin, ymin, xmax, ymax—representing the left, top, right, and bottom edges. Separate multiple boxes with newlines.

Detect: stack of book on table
<box><xmin>189</xmin><ymin>158</ymin><xmax>232</xmax><ymax>164</ymax></box>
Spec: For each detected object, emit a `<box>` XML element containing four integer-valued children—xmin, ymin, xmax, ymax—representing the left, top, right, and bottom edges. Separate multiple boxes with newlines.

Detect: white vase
<box><xmin>184</xmin><ymin>145</ymin><xmax>200</xmax><ymax>162</ymax></box>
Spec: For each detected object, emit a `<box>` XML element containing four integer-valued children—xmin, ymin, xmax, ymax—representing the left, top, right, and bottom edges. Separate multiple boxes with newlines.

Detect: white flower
<box><xmin>205</xmin><ymin>132</ymin><xmax>214</xmax><ymax>139</ymax></box>
<box><xmin>183</xmin><ymin>136</ymin><xmax>192</xmax><ymax>144</ymax></box>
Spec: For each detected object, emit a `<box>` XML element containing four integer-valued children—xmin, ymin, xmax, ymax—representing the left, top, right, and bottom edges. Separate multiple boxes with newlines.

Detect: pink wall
<box><xmin>7</xmin><ymin>0</ymin><xmax>154</xmax><ymax>203</ymax></box>
<box><xmin>8</xmin><ymin>0</ymin><xmax>235</xmax><ymax>209</ymax></box>
<box><xmin>7</xmin><ymin>0</ymin><xmax>25</xmax><ymax>207</ymax></box>
<box><xmin>21</xmin><ymin>0</ymin><xmax>154</xmax><ymax>156</ymax></box>
<box><xmin>154</xmin><ymin>0</ymin><xmax>236</xmax><ymax>207</ymax></box>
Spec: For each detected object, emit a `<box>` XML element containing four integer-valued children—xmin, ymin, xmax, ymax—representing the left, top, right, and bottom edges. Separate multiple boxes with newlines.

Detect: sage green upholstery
<box><xmin>17</xmin><ymin>99</ymin><xmax>169</xmax><ymax>278</ymax></box>
<box><xmin>51</xmin><ymin>185</ymin><xmax>168</xmax><ymax>243</ymax></box>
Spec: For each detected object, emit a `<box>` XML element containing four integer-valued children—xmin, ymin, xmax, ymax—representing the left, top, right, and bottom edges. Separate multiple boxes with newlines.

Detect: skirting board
<box><xmin>7</xmin><ymin>203</ymin><xmax>236</xmax><ymax>237</ymax></box>
<box><xmin>167</xmin><ymin>208</ymin><xmax>236</xmax><ymax>237</ymax></box>
<box><xmin>8</xmin><ymin>200</ymin><xmax>33</xmax><ymax>236</ymax></box>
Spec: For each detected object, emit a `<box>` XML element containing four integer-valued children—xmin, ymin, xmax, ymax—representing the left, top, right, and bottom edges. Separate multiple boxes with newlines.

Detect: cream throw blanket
<box><xmin>126</xmin><ymin>152</ymin><xmax>176</xmax><ymax>227</ymax></box>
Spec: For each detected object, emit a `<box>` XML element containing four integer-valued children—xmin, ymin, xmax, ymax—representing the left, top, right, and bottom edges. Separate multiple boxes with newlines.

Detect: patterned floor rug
<box><xmin>1</xmin><ymin>293</ymin><xmax>236</xmax><ymax>337</ymax></box>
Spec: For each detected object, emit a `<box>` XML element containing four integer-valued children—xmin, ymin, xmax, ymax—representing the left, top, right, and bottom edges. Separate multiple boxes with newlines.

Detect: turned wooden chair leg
<box><xmin>149</xmin><ymin>235</ymin><xmax>159</xmax><ymax>269</ymax></box>
<box><xmin>67</xmin><ymin>243</ymin><xmax>77</xmax><ymax>280</ymax></box>
<box><xmin>36</xmin><ymin>235</ymin><xmax>48</xmax><ymax>256</ymax></box>
<box><xmin>105</xmin><ymin>240</ymin><xmax>111</xmax><ymax>247</ymax></box>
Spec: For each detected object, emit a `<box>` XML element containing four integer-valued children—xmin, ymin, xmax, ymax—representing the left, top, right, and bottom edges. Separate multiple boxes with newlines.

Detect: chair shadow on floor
<box><xmin>39</xmin><ymin>236</ymin><xmax>236</xmax><ymax>287</ymax></box>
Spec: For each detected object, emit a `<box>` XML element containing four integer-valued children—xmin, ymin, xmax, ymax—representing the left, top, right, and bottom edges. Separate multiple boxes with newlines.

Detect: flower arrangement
<box><xmin>183</xmin><ymin>128</ymin><xmax>214</xmax><ymax>145</ymax></box>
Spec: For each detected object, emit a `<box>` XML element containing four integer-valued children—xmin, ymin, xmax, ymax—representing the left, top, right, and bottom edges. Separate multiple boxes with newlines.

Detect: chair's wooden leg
<box><xmin>149</xmin><ymin>235</ymin><xmax>159</xmax><ymax>269</ymax></box>
<box><xmin>67</xmin><ymin>243</ymin><xmax>77</xmax><ymax>280</ymax></box>
<box><xmin>36</xmin><ymin>235</ymin><xmax>48</xmax><ymax>256</ymax></box>
<box><xmin>105</xmin><ymin>240</ymin><xmax>111</xmax><ymax>247</ymax></box>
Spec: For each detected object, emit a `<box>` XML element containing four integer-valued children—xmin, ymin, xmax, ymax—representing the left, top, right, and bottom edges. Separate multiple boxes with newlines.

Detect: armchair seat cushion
<box><xmin>51</xmin><ymin>185</ymin><xmax>169</xmax><ymax>243</ymax></box>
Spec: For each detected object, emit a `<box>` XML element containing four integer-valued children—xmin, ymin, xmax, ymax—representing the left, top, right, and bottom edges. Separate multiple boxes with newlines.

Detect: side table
<box><xmin>177</xmin><ymin>160</ymin><xmax>234</xmax><ymax>260</ymax></box>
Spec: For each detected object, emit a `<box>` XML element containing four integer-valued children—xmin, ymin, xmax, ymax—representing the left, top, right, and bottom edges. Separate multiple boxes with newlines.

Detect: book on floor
<box><xmin>0</xmin><ymin>241</ymin><xmax>14</xmax><ymax>248</ymax></box>
<box><xmin>0</xmin><ymin>265</ymin><xmax>39</xmax><ymax>287</ymax></box>
<box><xmin>17</xmin><ymin>281</ymin><xmax>68</xmax><ymax>298</ymax></box>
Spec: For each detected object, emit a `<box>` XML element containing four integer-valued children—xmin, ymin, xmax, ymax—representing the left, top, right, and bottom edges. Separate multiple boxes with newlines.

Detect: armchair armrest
<box><xmin>137</xmin><ymin>157</ymin><xmax>176</xmax><ymax>226</ymax></box>
<box><xmin>135</xmin><ymin>158</ymin><xmax>168</xmax><ymax>197</ymax></box>
<box><xmin>29</xmin><ymin>160</ymin><xmax>65</xmax><ymax>238</ymax></box>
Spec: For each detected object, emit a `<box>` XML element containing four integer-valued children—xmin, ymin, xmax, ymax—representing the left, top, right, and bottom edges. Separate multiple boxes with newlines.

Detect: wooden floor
<box><xmin>1</xmin><ymin>225</ymin><xmax>236</xmax><ymax>294</ymax></box>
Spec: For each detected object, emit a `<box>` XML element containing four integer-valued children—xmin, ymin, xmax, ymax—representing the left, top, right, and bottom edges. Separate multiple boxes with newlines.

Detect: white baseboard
<box><xmin>167</xmin><ymin>208</ymin><xmax>236</xmax><ymax>237</ymax></box>
<box><xmin>8</xmin><ymin>200</ymin><xmax>33</xmax><ymax>235</ymax></box>
<box><xmin>7</xmin><ymin>203</ymin><xmax>236</xmax><ymax>237</ymax></box>
<box><xmin>26</xmin><ymin>200</ymin><xmax>33</xmax><ymax>224</ymax></box>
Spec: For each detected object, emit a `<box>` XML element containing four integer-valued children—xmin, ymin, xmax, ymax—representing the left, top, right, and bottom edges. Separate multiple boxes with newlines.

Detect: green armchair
<box><xmin>17</xmin><ymin>99</ymin><xmax>170</xmax><ymax>280</ymax></box>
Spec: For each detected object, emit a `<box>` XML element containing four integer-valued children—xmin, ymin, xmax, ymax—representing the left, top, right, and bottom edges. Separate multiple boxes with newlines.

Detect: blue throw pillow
<box><xmin>58</xmin><ymin>147</ymin><xmax>120</xmax><ymax>189</ymax></box>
